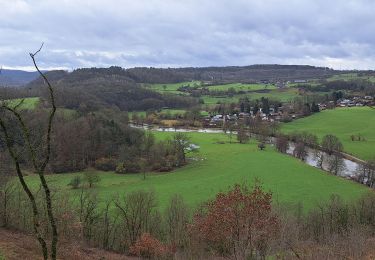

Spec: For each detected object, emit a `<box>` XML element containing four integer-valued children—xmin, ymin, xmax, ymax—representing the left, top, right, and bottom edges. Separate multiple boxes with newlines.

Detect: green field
<box><xmin>282</xmin><ymin>107</ymin><xmax>375</xmax><ymax>160</ymax></box>
<box><xmin>26</xmin><ymin>131</ymin><xmax>368</xmax><ymax>211</ymax></box>
<box><xmin>327</xmin><ymin>73</ymin><xmax>375</xmax><ymax>83</ymax></box>
<box><xmin>145</xmin><ymin>81</ymin><xmax>200</xmax><ymax>94</ymax></box>
<box><xmin>202</xmin><ymin>88</ymin><xmax>300</xmax><ymax>105</ymax></box>
<box><xmin>207</xmin><ymin>83</ymin><xmax>275</xmax><ymax>91</ymax></box>
<box><xmin>5</xmin><ymin>97</ymin><xmax>40</xmax><ymax>110</ymax></box>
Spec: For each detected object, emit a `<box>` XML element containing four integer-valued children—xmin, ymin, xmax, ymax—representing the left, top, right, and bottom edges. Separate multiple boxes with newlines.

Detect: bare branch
<box><xmin>12</xmin><ymin>98</ymin><xmax>25</xmax><ymax>110</ymax></box>
<box><xmin>29</xmin><ymin>42</ymin><xmax>44</xmax><ymax>58</ymax></box>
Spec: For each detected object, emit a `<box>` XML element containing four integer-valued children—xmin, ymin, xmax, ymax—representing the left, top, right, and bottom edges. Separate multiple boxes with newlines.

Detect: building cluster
<box><xmin>203</xmin><ymin>107</ymin><xmax>284</xmax><ymax>127</ymax></box>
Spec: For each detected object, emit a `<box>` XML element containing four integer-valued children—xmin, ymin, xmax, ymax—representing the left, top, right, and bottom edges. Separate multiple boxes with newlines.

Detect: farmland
<box><xmin>144</xmin><ymin>81</ymin><xmax>200</xmax><ymax>94</ymax></box>
<box><xmin>282</xmin><ymin>107</ymin><xmax>375</xmax><ymax>160</ymax></box>
<box><xmin>202</xmin><ymin>88</ymin><xmax>300</xmax><ymax>104</ymax></box>
<box><xmin>25</xmin><ymin>131</ymin><xmax>368</xmax><ymax>210</ymax></box>
<box><xmin>206</xmin><ymin>83</ymin><xmax>276</xmax><ymax>91</ymax></box>
<box><xmin>6</xmin><ymin>97</ymin><xmax>39</xmax><ymax>110</ymax></box>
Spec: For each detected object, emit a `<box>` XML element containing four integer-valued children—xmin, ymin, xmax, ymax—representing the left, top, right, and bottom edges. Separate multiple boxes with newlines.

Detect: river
<box><xmin>130</xmin><ymin>123</ymin><xmax>362</xmax><ymax>180</ymax></box>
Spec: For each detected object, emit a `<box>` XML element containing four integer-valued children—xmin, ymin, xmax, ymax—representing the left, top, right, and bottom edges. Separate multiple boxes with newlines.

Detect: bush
<box><xmin>115</xmin><ymin>163</ymin><xmax>127</xmax><ymax>174</ymax></box>
<box><xmin>129</xmin><ymin>233</ymin><xmax>172</xmax><ymax>258</ymax></box>
<box><xmin>67</xmin><ymin>176</ymin><xmax>82</xmax><ymax>189</ymax></box>
<box><xmin>94</xmin><ymin>157</ymin><xmax>117</xmax><ymax>171</ymax></box>
<box><xmin>124</xmin><ymin>160</ymin><xmax>142</xmax><ymax>173</ymax></box>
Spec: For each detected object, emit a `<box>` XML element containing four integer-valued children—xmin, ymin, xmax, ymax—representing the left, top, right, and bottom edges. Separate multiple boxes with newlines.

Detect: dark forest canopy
<box><xmin>26</xmin><ymin>64</ymin><xmax>344</xmax><ymax>86</ymax></box>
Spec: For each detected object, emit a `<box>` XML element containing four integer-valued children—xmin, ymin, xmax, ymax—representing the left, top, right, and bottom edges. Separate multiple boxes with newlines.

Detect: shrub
<box><xmin>115</xmin><ymin>163</ymin><xmax>126</xmax><ymax>174</ymax></box>
<box><xmin>190</xmin><ymin>183</ymin><xmax>279</xmax><ymax>258</ymax></box>
<box><xmin>124</xmin><ymin>160</ymin><xmax>141</xmax><ymax>173</ymax></box>
<box><xmin>94</xmin><ymin>157</ymin><xmax>116</xmax><ymax>171</ymax></box>
<box><xmin>258</xmin><ymin>142</ymin><xmax>266</xmax><ymax>150</ymax></box>
<box><xmin>129</xmin><ymin>233</ymin><xmax>172</xmax><ymax>258</ymax></box>
<box><xmin>67</xmin><ymin>176</ymin><xmax>82</xmax><ymax>189</ymax></box>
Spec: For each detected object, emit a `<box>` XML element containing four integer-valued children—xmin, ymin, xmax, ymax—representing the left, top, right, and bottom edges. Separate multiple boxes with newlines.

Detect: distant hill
<box><xmin>28</xmin><ymin>64</ymin><xmax>344</xmax><ymax>87</ymax></box>
<box><xmin>124</xmin><ymin>64</ymin><xmax>342</xmax><ymax>83</ymax></box>
<box><xmin>0</xmin><ymin>69</ymin><xmax>40</xmax><ymax>87</ymax></box>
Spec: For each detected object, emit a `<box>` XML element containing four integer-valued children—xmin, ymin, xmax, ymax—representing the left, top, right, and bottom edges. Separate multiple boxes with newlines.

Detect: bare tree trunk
<box><xmin>0</xmin><ymin>44</ymin><xmax>58</xmax><ymax>259</ymax></box>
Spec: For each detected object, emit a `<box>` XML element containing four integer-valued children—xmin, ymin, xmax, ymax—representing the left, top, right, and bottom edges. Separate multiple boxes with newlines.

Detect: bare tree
<box><xmin>322</xmin><ymin>134</ymin><xmax>343</xmax><ymax>155</ymax></box>
<box><xmin>293</xmin><ymin>142</ymin><xmax>307</xmax><ymax>161</ymax></box>
<box><xmin>327</xmin><ymin>154</ymin><xmax>345</xmax><ymax>176</ymax></box>
<box><xmin>275</xmin><ymin>135</ymin><xmax>289</xmax><ymax>153</ymax></box>
<box><xmin>114</xmin><ymin>190</ymin><xmax>157</xmax><ymax>247</ymax></box>
<box><xmin>0</xmin><ymin>44</ymin><xmax>58</xmax><ymax>259</ymax></box>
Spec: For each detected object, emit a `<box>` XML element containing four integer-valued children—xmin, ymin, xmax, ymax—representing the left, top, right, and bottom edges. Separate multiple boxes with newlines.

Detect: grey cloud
<box><xmin>1</xmin><ymin>0</ymin><xmax>375</xmax><ymax>70</ymax></box>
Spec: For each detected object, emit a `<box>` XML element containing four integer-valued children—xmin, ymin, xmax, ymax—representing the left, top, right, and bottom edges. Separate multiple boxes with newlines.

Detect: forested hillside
<box><xmin>27</xmin><ymin>67</ymin><xmax>199</xmax><ymax>111</ymax></box>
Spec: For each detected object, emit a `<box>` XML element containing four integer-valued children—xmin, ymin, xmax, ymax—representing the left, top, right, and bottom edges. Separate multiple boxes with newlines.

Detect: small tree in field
<box><xmin>276</xmin><ymin>135</ymin><xmax>289</xmax><ymax>153</ymax></box>
<box><xmin>190</xmin><ymin>183</ymin><xmax>279</xmax><ymax>259</ymax></box>
<box><xmin>237</xmin><ymin>124</ymin><xmax>249</xmax><ymax>144</ymax></box>
<box><xmin>83</xmin><ymin>172</ymin><xmax>100</xmax><ymax>188</ymax></box>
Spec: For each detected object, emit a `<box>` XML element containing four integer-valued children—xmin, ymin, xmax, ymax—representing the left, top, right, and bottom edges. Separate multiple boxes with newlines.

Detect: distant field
<box><xmin>282</xmin><ymin>107</ymin><xmax>375</xmax><ymax>160</ymax></box>
<box><xmin>145</xmin><ymin>81</ymin><xmax>200</xmax><ymax>94</ymax></box>
<box><xmin>26</xmin><ymin>131</ymin><xmax>369</xmax><ymax>211</ymax></box>
<box><xmin>129</xmin><ymin>109</ymin><xmax>209</xmax><ymax>118</ymax></box>
<box><xmin>202</xmin><ymin>88</ymin><xmax>300</xmax><ymax>105</ymax></box>
<box><xmin>328</xmin><ymin>73</ymin><xmax>375</xmax><ymax>83</ymax></box>
<box><xmin>207</xmin><ymin>83</ymin><xmax>276</xmax><ymax>91</ymax></box>
<box><xmin>5</xmin><ymin>97</ymin><xmax>40</xmax><ymax>110</ymax></box>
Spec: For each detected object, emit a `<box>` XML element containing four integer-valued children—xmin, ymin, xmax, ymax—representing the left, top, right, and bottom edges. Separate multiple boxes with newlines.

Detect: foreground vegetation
<box><xmin>282</xmin><ymin>107</ymin><xmax>375</xmax><ymax>160</ymax></box>
<box><xmin>25</xmin><ymin>131</ymin><xmax>369</xmax><ymax>210</ymax></box>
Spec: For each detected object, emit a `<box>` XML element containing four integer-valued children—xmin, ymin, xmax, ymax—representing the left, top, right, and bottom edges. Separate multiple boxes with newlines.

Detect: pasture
<box><xmin>207</xmin><ymin>83</ymin><xmax>275</xmax><ymax>91</ymax></box>
<box><xmin>202</xmin><ymin>88</ymin><xmax>300</xmax><ymax>105</ymax></box>
<box><xmin>26</xmin><ymin>131</ymin><xmax>369</xmax><ymax>210</ymax></box>
<box><xmin>145</xmin><ymin>81</ymin><xmax>200</xmax><ymax>94</ymax></box>
<box><xmin>5</xmin><ymin>97</ymin><xmax>40</xmax><ymax>110</ymax></box>
<box><xmin>282</xmin><ymin>107</ymin><xmax>375</xmax><ymax>160</ymax></box>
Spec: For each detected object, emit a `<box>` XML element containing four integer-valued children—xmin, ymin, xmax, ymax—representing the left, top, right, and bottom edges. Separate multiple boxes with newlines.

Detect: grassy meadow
<box><xmin>282</xmin><ymin>107</ymin><xmax>375</xmax><ymax>160</ymax></box>
<box><xmin>207</xmin><ymin>83</ymin><xmax>275</xmax><ymax>91</ymax></box>
<box><xmin>5</xmin><ymin>97</ymin><xmax>40</xmax><ymax>110</ymax></box>
<box><xmin>26</xmin><ymin>131</ymin><xmax>369</xmax><ymax>211</ymax></box>
<box><xmin>145</xmin><ymin>81</ymin><xmax>200</xmax><ymax>94</ymax></box>
<box><xmin>202</xmin><ymin>88</ymin><xmax>300</xmax><ymax>105</ymax></box>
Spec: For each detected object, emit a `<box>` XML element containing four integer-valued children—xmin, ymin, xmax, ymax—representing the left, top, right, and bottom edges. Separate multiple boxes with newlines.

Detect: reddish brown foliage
<box><xmin>190</xmin><ymin>183</ymin><xmax>279</xmax><ymax>258</ymax></box>
<box><xmin>129</xmin><ymin>233</ymin><xmax>172</xmax><ymax>258</ymax></box>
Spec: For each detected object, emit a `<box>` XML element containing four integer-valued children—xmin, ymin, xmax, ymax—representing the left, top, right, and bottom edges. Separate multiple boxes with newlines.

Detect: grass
<box><xmin>26</xmin><ymin>132</ymin><xmax>369</xmax><ymax>211</ymax></box>
<box><xmin>207</xmin><ymin>83</ymin><xmax>276</xmax><ymax>91</ymax></box>
<box><xmin>5</xmin><ymin>97</ymin><xmax>40</xmax><ymax>110</ymax></box>
<box><xmin>145</xmin><ymin>81</ymin><xmax>201</xmax><ymax>94</ymax></box>
<box><xmin>281</xmin><ymin>107</ymin><xmax>375</xmax><ymax>160</ymax></box>
<box><xmin>202</xmin><ymin>88</ymin><xmax>300</xmax><ymax>104</ymax></box>
<box><xmin>328</xmin><ymin>73</ymin><xmax>375</xmax><ymax>83</ymax></box>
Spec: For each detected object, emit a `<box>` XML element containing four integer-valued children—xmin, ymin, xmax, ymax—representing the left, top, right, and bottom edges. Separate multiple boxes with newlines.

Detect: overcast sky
<box><xmin>1</xmin><ymin>0</ymin><xmax>375</xmax><ymax>71</ymax></box>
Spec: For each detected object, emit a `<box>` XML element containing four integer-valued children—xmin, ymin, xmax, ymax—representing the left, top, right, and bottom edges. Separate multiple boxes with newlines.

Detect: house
<box><xmin>293</xmin><ymin>79</ymin><xmax>307</xmax><ymax>83</ymax></box>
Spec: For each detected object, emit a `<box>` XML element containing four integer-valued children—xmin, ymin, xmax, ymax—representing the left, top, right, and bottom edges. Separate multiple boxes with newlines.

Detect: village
<box><xmin>203</xmin><ymin>94</ymin><xmax>375</xmax><ymax>128</ymax></box>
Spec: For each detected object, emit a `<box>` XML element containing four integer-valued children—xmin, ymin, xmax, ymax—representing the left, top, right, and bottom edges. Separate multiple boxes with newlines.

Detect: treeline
<box><xmin>0</xmin><ymin>86</ymin><xmax>36</xmax><ymax>100</ymax></box>
<box><xmin>0</xmin><ymin>109</ymin><xmax>193</xmax><ymax>174</ymax></box>
<box><xmin>0</xmin><ymin>178</ymin><xmax>374</xmax><ymax>259</ymax></box>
